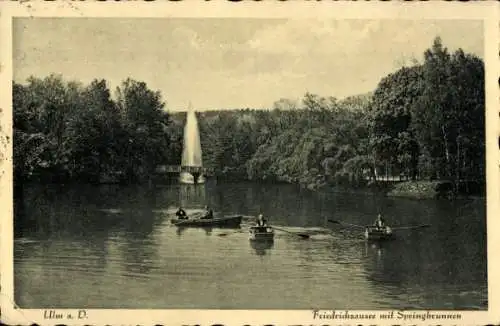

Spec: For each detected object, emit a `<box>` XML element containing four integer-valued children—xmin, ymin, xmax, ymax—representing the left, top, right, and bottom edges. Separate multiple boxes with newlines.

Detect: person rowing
<box><xmin>374</xmin><ymin>213</ymin><xmax>386</xmax><ymax>230</ymax></box>
<box><xmin>175</xmin><ymin>207</ymin><xmax>188</xmax><ymax>220</ymax></box>
<box><xmin>256</xmin><ymin>213</ymin><xmax>268</xmax><ymax>227</ymax></box>
<box><xmin>201</xmin><ymin>206</ymin><xmax>214</xmax><ymax>219</ymax></box>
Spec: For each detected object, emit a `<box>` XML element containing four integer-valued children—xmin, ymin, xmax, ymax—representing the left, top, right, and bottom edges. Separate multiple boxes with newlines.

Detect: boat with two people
<box><xmin>171</xmin><ymin>206</ymin><xmax>243</xmax><ymax>228</ymax></box>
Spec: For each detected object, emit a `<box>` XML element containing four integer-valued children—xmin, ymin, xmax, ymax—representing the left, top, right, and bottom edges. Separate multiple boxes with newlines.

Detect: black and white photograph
<box><xmin>1</xmin><ymin>2</ymin><xmax>498</xmax><ymax>325</ymax></box>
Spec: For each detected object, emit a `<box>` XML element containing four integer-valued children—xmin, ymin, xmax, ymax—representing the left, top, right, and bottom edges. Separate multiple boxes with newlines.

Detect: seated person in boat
<box><xmin>256</xmin><ymin>214</ymin><xmax>267</xmax><ymax>226</ymax></box>
<box><xmin>201</xmin><ymin>206</ymin><xmax>214</xmax><ymax>219</ymax></box>
<box><xmin>175</xmin><ymin>207</ymin><xmax>188</xmax><ymax>220</ymax></box>
<box><xmin>373</xmin><ymin>214</ymin><xmax>385</xmax><ymax>229</ymax></box>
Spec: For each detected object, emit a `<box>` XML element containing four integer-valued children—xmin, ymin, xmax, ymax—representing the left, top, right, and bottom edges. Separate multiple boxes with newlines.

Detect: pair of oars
<box><xmin>327</xmin><ymin>219</ymin><xmax>431</xmax><ymax>231</ymax></box>
<box><xmin>241</xmin><ymin>215</ymin><xmax>311</xmax><ymax>239</ymax></box>
<box><xmin>216</xmin><ymin>226</ymin><xmax>310</xmax><ymax>239</ymax></box>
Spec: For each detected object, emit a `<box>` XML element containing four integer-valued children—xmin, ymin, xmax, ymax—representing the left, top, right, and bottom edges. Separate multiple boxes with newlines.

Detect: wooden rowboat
<box><xmin>364</xmin><ymin>225</ymin><xmax>394</xmax><ymax>241</ymax></box>
<box><xmin>171</xmin><ymin>214</ymin><xmax>243</xmax><ymax>228</ymax></box>
<box><xmin>249</xmin><ymin>226</ymin><xmax>275</xmax><ymax>241</ymax></box>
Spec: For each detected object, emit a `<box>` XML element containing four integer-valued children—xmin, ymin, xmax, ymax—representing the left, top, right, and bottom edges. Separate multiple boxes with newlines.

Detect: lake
<box><xmin>14</xmin><ymin>181</ymin><xmax>487</xmax><ymax>309</ymax></box>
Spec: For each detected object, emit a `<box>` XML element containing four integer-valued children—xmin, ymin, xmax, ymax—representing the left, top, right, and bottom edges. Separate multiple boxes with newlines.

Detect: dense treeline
<box><xmin>194</xmin><ymin>38</ymin><xmax>484</xmax><ymax>192</ymax></box>
<box><xmin>14</xmin><ymin>77</ymin><xmax>179</xmax><ymax>184</ymax></box>
<box><xmin>13</xmin><ymin>37</ymin><xmax>485</xmax><ymax>194</ymax></box>
<box><xmin>371</xmin><ymin>38</ymin><xmax>484</xmax><ymax>184</ymax></box>
<box><xmin>195</xmin><ymin>94</ymin><xmax>372</xmax><ymax>188</ymax></box>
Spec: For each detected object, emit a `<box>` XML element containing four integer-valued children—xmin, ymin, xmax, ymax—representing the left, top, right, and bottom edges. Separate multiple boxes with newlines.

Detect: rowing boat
<box><xmin>364</xmin><ymin>225</ymin><xmax>394</xmax><ymax>241</ymax></box>
<box><xmin>249</xmin><ymin>226</ymin><xmax>275</xmax><ymax>241</ymax></box>
<box><xmin>171</xmin><ymin>214</ymin><xmax>243</xmax><ymax>228</ymax></box>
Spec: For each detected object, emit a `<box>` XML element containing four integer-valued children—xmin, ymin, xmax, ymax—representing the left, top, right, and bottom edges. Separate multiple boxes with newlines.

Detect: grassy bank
<box><xmin>298</xmin><ymin>177</ymin><xmax>484</xmax><ymax>200</ymax></box>
<box><xmin>386</xmin><ymin>180</ymin><xmax>485</xmax><ymax>199</ymax></box>
<box><xmin>386</xmin><ymin>181</ymin><xmax>447</xmax><ymax>199</ymax></box>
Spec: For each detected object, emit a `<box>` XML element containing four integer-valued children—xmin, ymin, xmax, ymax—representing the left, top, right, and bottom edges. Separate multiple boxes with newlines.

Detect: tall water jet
<box><xmin>179</xmin><ymin>104</ymin><xmax>204</xmax><ymax>184</ymax></box>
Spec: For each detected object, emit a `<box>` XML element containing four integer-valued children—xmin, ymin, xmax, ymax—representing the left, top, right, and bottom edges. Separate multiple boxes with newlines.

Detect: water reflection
<box><xmin>363</xmin><ymin>240</ymin><xmax>408</xmax><ymax>286</ymax></box>
<box><xmin>14</xmin><ymin>183</ymin><xmax>487</xmax><ymax>309</ymax></box>
<box><xmin>249</xmin><ymin>240</ymin><xmax>274</xmax><ymax>256</ymax></box>
<box><xmin>178</xmin><ymin>184</ymin><xmax>207</xmax><ymax>208</ymax></box>
<box><xmin>175</xmin><ymin>226</ymin><xmax>187</xmax><ymax>237</ymax></box>
<box><xmin>176</xmin><ymin>225</ymin><xmax>221</xmax><ymax>237</ymax></box>
<box><xmin>120</xmin><ymin>208</ymin><xmax>160</xmax><ymax>276</ymax></box>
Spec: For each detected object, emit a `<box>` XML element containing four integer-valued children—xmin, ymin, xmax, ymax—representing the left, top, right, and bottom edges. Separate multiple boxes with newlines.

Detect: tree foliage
<box><xmin>13</xmin><ymin>75</ymin><xmax>176</xmax><ymax>183</ymax></box>
<box><xmin>370</xmin><ymin>37</ymin><xmax>484</xmax><ymax>184</ymax></box>
<box><xmin>195</xmin><ymin>37</ymin><xmax>484</xmax><ymax>190</ymax></box>
<box><xmin>13</xmin><ymin>37</ymin><xmax>485</xmax><ymax>192</ymax></box>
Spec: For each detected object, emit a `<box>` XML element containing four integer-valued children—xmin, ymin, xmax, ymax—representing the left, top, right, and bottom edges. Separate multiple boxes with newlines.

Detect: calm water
<box><xmin>14</xmin><ymin>181</ymin><xmax>487</xmax><ymax>309</ymax></box>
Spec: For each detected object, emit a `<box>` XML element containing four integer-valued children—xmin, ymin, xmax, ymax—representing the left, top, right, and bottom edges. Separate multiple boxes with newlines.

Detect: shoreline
<box><xmin>309</xmin><ymin>180</ymin><xmax>485</xmax><ymax>201</ymax></box>
<box><xmin>15</xmin><ymin>176</ymin><xmax>486</xmax><ymax>201</ymax></box>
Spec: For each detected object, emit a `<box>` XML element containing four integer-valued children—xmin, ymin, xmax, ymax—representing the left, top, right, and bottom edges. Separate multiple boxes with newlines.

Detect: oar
<box><xmin>329</xmin><ymin>219</ymin><xmax>430</xmax><ymax>231</ymax></box>
<box><xmin>273</xmin><ymin>226</ymin><xmax>310</xmax><ymax>239</ymax></box>
<box><xmin>327</xmin><ymin>219</ymin><xmax>366</xmax><ymax>229</ymax></box>
<box><xmin>391</xmin><ymin>224</ymin><xmax>431</xmax><ymax>231</ymax></box>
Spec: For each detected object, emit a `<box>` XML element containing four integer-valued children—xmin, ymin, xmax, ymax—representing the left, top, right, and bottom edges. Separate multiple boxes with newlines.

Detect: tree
<box><xmin>370</xmin><ymin>65</ymin><xmax>423</xmax><ymax>180</ymax></box>
<box><xmin>412</xmin><ymin>37</ymin><xmax>453</xmax><ymax>179</ymax></box>
<box><xmin>13</xmin><ymin>76</ymin><xmax>175</xmax><ymax>184</ymax></box>
<box><xmin>447</xmin><ymin>49</ymin><xmax>485</xmax><ymax>183</ymax></box>
<box><xmin>13</xmin><ymin>75</ymin><xmax>83</xmax><ymax>181</ymax></box>
<box><xmin>115</xmin><ymin>78</ymin><xmax>171</xmax><ymax>181</ymax></box>
<box><xmin>412</xmin><ymin>37</ymin><xmax>485</xmax><ymax>185</ymax></box>
<box><xmin>63</xmin><ymin>79</ymin><xmax>119</xmax><ymax>181</ymax></box>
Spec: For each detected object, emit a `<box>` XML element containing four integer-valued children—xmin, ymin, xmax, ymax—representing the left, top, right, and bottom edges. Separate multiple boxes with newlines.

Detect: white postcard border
<box><xmin>1</xmin><ymin>2</ymin><xmax>499</xmax><ymax>325</ymax></box>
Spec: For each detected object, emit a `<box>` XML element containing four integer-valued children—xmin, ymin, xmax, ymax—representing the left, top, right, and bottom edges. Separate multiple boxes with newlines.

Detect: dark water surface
<box><xmin>14</xmin><ymin>181</ymin><xmax>487</xmax><ymax>309</ymax></box>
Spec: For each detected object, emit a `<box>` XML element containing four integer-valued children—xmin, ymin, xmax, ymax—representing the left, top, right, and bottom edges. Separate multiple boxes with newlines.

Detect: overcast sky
<box><xmin>13</xmin><ymin>18</ymin><xmax>483</xmax><ymax>111</ymax></box>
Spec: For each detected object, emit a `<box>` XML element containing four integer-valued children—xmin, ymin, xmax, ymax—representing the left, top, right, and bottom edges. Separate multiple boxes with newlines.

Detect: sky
<box><xmin>13</xmin><ymin>18</ymin><xmax>483</xmax><ymax>111</ymax></box>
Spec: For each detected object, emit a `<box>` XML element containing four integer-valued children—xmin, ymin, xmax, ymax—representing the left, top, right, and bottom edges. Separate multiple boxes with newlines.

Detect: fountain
<box><xmin>179</xmin><ymin>104</ymin><xmax>204</xmax><ymax>184</ymax></box>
